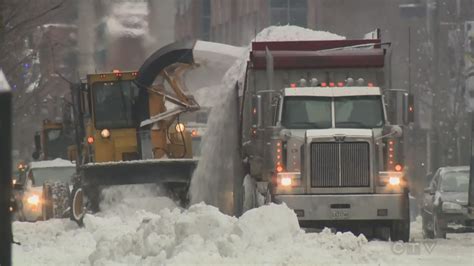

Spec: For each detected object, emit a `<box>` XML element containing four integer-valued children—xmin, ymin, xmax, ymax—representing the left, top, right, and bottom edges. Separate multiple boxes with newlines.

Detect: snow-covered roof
<box><xmin>29</xmin><ymin>158</ymin><xmax>75</xmax><ymax>169</ymax></box>
<box><xmin>0</xmin><ymin>69</ymin><xmax>11</xmax><ymax>93</ymax></box>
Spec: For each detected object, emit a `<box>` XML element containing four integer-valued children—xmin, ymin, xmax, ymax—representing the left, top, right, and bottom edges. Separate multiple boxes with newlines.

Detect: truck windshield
<box><xmin>335</xmin><ymin>96</ymin><xmax>384</xmax><ymax>129</ymax></box>
<box><xmin>282</xmin><ymin>96</ymin><xmax>384</xmax><ymax>129</ymax></box>
<box><xmin>93</xmin><ymin>81</ymin><xmax>138</xmax><ymax>129</ymax></box>
<box><xmin>282</xmin><ymin>97</ymin><xmax>332</xmax><ymax>129</ymax></box>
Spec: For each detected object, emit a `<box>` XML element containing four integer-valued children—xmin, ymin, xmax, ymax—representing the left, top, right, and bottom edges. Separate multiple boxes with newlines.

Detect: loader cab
<box><xmin>80</xmin><ymin>71</ymin><xmax>141</xmax><ymax>163</ymax></box>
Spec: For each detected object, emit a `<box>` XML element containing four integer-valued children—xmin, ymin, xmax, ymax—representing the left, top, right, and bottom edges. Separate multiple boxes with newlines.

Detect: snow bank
<box><xmin>88</xmin><ymin>203</ymin><xmax>373</xmax><ymax>265</ymax></box>
<box><xmin>29</xmin><ymin>158</ymin><xmax>75</xmax><ymax>169</ymax></box>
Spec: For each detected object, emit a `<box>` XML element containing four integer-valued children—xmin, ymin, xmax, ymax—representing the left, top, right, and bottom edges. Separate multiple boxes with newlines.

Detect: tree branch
<box><xmin>4</xmin><ymin>0</ymin><xmax>67</xmax><ymax>36</ymax></box>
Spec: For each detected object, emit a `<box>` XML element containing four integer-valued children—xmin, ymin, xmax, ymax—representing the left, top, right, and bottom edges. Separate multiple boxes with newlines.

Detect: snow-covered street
<box><xmin>12</xmin><ymin>185</ymin><xmax>474</xmax><ymax>266</ymax></box>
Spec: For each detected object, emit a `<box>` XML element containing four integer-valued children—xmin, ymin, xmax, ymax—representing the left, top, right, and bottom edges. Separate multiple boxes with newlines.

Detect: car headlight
<box><xmin>27</xmin><ymin>194</ymin><xmax>40</xmax><ymax>206</ymax></box>
<box><xmin>442</xmin><ymin>202</ymin><xmax>463</xmax><ymax>213</ymax></box>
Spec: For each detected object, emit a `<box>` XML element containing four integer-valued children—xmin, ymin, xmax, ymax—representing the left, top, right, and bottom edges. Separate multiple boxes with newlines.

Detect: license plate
<box><xmin>331</xmin><ymin>209</ymin><xmax>349</xmax><ymax>220</ymax></box>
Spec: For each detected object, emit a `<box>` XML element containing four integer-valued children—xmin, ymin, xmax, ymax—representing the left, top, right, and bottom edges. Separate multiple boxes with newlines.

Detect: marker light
<box><xmin>175</xmin><ymin>123</ymin><xmax>186</xmax><ymax>133</ymax></box>
<box><xmin>27</xmin><ymin>194</ymin><xmax>40</xmax><ymax>205</ymax></box>
<box><xmin>87</xmin><ymin>136</ymin><xmax>94</xmax><ymax>144</ymax></box>
<box><xmin>329</xmin><ymin>82</ymin><xmax>335</xmax><ymax>87</ymax></box>
<box><xmin>389</xmin><ymin>176</ymin><xmax>401</xmax><ymax>186</ymax></box>
<box><xmin>368</xmin><ymin>82</ymin><xmax>374</xmax><ymax>87</ymax></box>
<box><xmin>290</xmin><ymin>83</ymin><xmax>297</xmax><ymax>88</ymax></box>
<box><xmin>276</xmin><ymin>165</ymin><xmax>284</xmax><ymax>173</ymax></box>
<box><xmin>112</xmin><ymin>69</ymin><xmax>121</xmax><ymax>73</ymax></box>
<box><xmin>395</xmin><ymin>164</ymin><xmax>403</xmax><ymax>172</ymax></box>
<box><xmin>321</xmin><ymin>82</ymin><xmax>327</xmax><ymax>87</ymax></box>
<box><xmin>310</xmin><ymin>78</ymin><xmax>318</xmax><ymax>86</ymax></box>
<box><xmin>280</xmin><ymin>177</ymin><xmax>292</xmax><ymax>187</ymax></box>
<box><xmin>12</xmin><ymin>179</ymin><xmax>16</xmax><ymax>185</ymax></box>
<box><xmin>337</xmin><ymin>82</ymin><xmax>344</xmax><ymax>87</ymax></box>
<box><xmin>191</xmin><ymin>130</ymin><xmax>198</xmax><ymax>137</ymax></box>
<box><xmin>356</xmin><ymin>78</ymin><xmax>365</xmax><ymax>86</ymax></box>
<box><xmin>100</xmin><ymin>129</ymin><xmax>111</xmax><ymax>138</ymax></box>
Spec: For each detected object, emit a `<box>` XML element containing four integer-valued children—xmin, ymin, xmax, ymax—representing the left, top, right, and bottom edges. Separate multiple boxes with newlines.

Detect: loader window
<box><xmin>335</xmin><ymin>96</ymin><xmax>384</xmax><ymax>129</ymax></box>
<box><xmin>92</xmin><ymin>81</ymin><xmax>139</xmax><ymax>129</ymax></box>
<box><xmin>282</xmin><ymin>96</ymin><xmax>331</xmax><ymax>129</ymax></box>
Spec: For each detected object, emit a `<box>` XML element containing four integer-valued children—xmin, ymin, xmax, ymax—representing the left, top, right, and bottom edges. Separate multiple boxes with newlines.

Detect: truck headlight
<box><xmin>27</xmin><ymin>194</ymin><xmax>40</xmax><ymax>206</ymax></box>
<box><xmin>442</xmin><ymin>202</ymin><xmax>463</xmax><ymax>213</ymax></box>
<box><xmin>100</xmin><ymin>129</ymin><xmax>111</xmax><ymax>138</ymax></box>
<box><xmin>277</xmin><ymin>172</ymin><xmax>301</xmax><ymax>187</ymax></box>
<box><xmin>378</xmin><ymin>172</ymin><xmax>403</xmax><ymax>186</ymax></box>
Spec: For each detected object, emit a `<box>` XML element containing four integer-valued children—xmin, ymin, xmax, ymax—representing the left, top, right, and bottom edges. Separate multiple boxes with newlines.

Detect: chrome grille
<box><xmin>311</xmin><ymin>142</ymin><xmax>370</xmax><ymax>187</ymax></box>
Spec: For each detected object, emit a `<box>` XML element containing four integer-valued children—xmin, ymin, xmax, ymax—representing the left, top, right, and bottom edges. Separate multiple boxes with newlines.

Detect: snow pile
<box><xmin>190</xmin><ymin>26</ymin><xmax>346</xmax><ymax>211</ymax></box>
<box><xmin>88</xmin><ymin>203</ymin><xmax>373</xmax><ymax>265</ymax></box>
<box><xmin>254</xmin><ymin>25</ymin><xmax>345</xmax><ymax>42</ymax></box>
<box><xmin>99</xmin><ymin>184</ymin><xmax>177</xmax><ymax>217</ymax></box>
<box><xmin>29</xmin><ymin>158</ymin><xmax>75</xmax><ymax>169</ymax></box>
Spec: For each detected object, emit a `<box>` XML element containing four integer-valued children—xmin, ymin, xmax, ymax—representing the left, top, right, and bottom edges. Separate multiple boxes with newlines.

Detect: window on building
<box><xmin>270</xmin><ymin>0</ymin><xmax>307</xmax><ymax>27</ymax></box>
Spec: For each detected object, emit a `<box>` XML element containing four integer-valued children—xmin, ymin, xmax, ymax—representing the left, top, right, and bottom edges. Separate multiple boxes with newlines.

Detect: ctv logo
<box><xmin>391</xmin><ymin>240</ymin><xmax>437</xmax><ymax>255</ymax></box>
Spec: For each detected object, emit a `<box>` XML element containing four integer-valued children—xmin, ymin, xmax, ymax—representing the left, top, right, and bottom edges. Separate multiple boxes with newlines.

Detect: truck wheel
<box><xmin>373</xmin><ymin>226</ymin><xmax>390</xmax><ymax>241</ymax></box>
<box><xmin>42</xmin><ymin>185</ymin><xmax>53</xmax><ymax>221</ymax></box>
<box><xmin>433</xmin><ymin>213</ymin><xmax>446</xmax><ymax>239</ymax></box>
<box><xmin>70</xmin><ymin>184</ymin><xmax>85</xmax><ymax>226</ymax></box>
<box><xmin>50</xmin><ymin>182</ymin><xmax>71</xmax><ymax>218</ymax></box>
<box><xmin>390</xmin><ymin>219</ymin><xmax>410</xmax><ymax>242</ymax></box>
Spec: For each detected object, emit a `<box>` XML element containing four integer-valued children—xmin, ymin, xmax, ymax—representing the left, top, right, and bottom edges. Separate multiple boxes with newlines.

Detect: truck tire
<box><xmin>49</xmin><ymin>182</ymin><xmax>71</xmax><ymax>218</ymax></box>
<box><xmin>391</xmin><ymin>193</ymin><xmax>410</xmax><ymax>242</ymax></box>
<box><xmin>390</xmin><ymin>219</ymin><xmax>410</xmax><ymax>242</ymax></box>
<box><xmin>70</xmin><ymin>184</ymin><xmax>85</xmax><ymax>226</ymax></box>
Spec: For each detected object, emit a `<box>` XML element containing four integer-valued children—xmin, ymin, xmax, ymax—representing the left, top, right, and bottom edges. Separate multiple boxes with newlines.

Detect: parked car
<box><xmin>18</xmin><ymin>159</ymin><xmax>75</xmax><ymax>222</ymax></box>
<box><xmin>422</xmin><ymin>166</ymin><xmax>473</xmax><ymax>238</ymax></box>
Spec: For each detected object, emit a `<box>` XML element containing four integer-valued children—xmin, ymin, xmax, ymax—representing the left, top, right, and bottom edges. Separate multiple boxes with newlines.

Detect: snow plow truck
<box><xmin>69</xmin><ymin>40</ymin><xmax>243</xmax><ymax>224</ymax></box>
<box><xmin>235</xmin><ymin>30</ymin><xmax>414</xmax><ymax>242</ymax></box>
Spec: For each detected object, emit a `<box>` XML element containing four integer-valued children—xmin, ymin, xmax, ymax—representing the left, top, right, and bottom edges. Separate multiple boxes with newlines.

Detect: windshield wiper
<box><xmin>288</xmin><ymin>122</ymin><xmax>327</xmax><ymax>129</ymax></box>
<box><xmin>335</xmin><ymin>121</ymin><xmax>371</xmax><ymax>129</ymax></box>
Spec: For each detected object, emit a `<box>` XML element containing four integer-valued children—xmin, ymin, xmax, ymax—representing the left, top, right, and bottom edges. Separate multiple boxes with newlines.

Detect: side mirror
<box><xmin>382</xmin><ymin>125</ymin><xmax>403</xmax><ymax>138</ymax></box>
<box><xmin>424</xmin><ymin>187</ymin><xmax>434</xmax><ymax>195</ymax></box>
<box><xmin>402</xmin><ymin>93</ymin><xmax>415</xmax><ymax>125</ymax></box>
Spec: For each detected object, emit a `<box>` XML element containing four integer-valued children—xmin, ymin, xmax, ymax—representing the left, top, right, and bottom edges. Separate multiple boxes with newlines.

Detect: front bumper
<box><xmin>439</xmin><ymin>209</ymin><xmax>474</xmax><ymax>231</ymax></box>
<box><xmin>275</xmin><ymin>193</ymin><xmax>407</xmax><ymax>221</ymax></box>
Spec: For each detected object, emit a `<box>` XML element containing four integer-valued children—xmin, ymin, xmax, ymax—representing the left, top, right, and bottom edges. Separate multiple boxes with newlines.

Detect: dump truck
<box><xmin>236</xmin><ymin>30</ymin><xmax>414</xmax><ymax>241</ymax></box>
<box><xmin>69</xmin><ymin>40</ymin><xmax>244</xmax><ymax>224</ymax></box>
